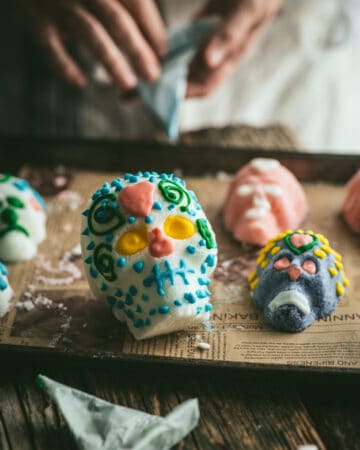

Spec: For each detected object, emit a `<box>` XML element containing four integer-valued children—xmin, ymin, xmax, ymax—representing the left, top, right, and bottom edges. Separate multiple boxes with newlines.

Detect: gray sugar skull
<box><xmin>0</xmin><ymin>174</ymin><xmax>46</xmax><ymax>261</ymax></box>
<box><xmin>80</xmin><ymin>172</ymin><xmax>217</xmax><ymax>340</ymax></box>
<box><xmin>249</xmin><ymin>230</ymin><xmax>348</xmax><ymax>332</ymax></box>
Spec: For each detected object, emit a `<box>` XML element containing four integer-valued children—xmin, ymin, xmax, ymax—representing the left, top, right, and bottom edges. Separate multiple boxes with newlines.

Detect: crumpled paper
<box><xmin>137</xmin><ymin>19</ymin><xmax>216</xmax><ymax>139</ymax></box>
<box><xmin>37</xmin><ymin>374</ymin><xmax>199</xmax><ymax>450</ymax></box>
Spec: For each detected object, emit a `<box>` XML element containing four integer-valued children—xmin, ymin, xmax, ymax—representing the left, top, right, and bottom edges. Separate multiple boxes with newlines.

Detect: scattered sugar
<box><xmin>298</xmin><ymin>446</ymin><xmax>318</xmax><ymax>450</ymax></box>
<box><xmin>16</xmin><ymin>300</ymin><xmax>35</xmax><ymax>311</ymax></box>
<box><xmin>55</xmin><ymin>190</ymin><xmax>82</xmax><ymax>211</ymax></box>
<box><xmin>216</xmin><ymin>171</ymin><xmax>233</xmax><ymax>182</ymax></box>
<box><xmin>197</xmin><ymin>342</ymin><xmax>211</xmax><ymax>350</ymax></box>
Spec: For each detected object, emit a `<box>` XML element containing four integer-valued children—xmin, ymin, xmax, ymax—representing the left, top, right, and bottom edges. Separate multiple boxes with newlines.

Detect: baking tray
<box><xmin>0</xmin><ymin>136</ymin><xmax>359</xmax><ymax>375</ymax></box>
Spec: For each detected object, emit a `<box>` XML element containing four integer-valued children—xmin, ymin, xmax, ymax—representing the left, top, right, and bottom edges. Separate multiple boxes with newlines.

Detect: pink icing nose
<box><xmin>149</xmin><ymin>228</ymin><xmax>175</xmax><ymax>258</ymax></box>
<box><xmin>288</xmin><ymin>265</ymin><xmax>302</xmax><ymax>281</ymax></box>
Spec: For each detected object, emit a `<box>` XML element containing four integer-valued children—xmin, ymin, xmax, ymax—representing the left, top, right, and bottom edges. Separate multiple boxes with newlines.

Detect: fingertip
<box><xmin>204</xmin><ymin>43</ymin><xmax>225</xmax><ymax>68</ymax></box>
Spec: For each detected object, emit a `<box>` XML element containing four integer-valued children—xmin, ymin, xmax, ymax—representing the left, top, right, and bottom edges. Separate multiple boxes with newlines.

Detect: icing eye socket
<box><xmin>88</xmin><ymin>194</ymin><xmax>125</xmax><ymax>236</ymax></box>
<box><xmin>274</xmin><ymin>256</ymin><xmax>291</xmax><ymax>270</ymax></box>
<box><xmin>236</xmin><ymin>184</ymin><xmax>254</xmax><ymax>196</ymax></box>
<box><xmin>116</xmin><ymin>224</ymin><xmax>148</xmax><ymax>255</ymax></box>
<box><xmin>302</xmin><ymin>259</ymin><xmax>317</xmax><ymax>274</ymax></box>
<box><xmin>7</xmin><ymin>196</ymin><xmax>24</xmax><ymax>209</ymax></box>
<box><xmin>164</xmin><ymin>215</ymin><xmax>196</xmax><ymax>240</ymax></box>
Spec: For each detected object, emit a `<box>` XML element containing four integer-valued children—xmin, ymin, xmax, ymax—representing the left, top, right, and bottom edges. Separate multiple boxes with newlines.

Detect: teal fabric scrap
<box><xmin>37</xmin><ymin>374</ymin><xmax>200</xmax><ymax>450</ymax></box>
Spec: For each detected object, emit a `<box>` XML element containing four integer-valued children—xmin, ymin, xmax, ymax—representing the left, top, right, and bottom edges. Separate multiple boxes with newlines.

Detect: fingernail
<box><xmin>145</xmin><ymin>63</ymin><xmax>161</xmax><ymax>82</ymax></box>
<box><xmin>124</xmin><ymin>72</ymin><xmax>138</xmax><ymax>90</ymax></box>
<box><xmin>206</xmin><ymin>46</ymin><xmax>225</xmax><ymax>68</ymax></box>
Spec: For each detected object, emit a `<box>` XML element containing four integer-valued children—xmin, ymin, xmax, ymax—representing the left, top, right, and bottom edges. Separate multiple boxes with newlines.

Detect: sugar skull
<box><xmin>0</xmin><ymin>174</ymin><xmax>46</xmax><ymax>262</ymax></box>
<box><xmin>249</xmin><ymin>230</ymin><xmax>349</xmax><ymax>332</ymax></box>
<box><xmin>81</xmin><ymin>172</ymin><xmax>217</xmax><ymax>340</ymax></box>
<box><xmin>224</xmin><ymin>158</ymin><xmax>308</xmax><ymax>247</ymax></box>
<box><xmin>342</xmin><ymin>169</ymin><xmax>360</xmax><ymax>232</ymax></box>
<box><xmin>0</xmin><ymin>262</ymin><xmax>13</xmax><ymax>317</ymax></box>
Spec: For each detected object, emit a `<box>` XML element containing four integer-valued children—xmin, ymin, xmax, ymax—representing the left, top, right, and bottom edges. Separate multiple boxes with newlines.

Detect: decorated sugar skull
<box><xmin>224</xmin><ymin>158</ymin><xmax>308</xmax><ymax>247</ymax></box>
<box><xmin>0</xmin><ymin>174</ymin><xmax>46</xmax><ymax>261</ymax></box>
<box><xmin>249</xmin><ymin>230</ymin><xmax>349</xmax><ymax>332</ymax></box>
<box><xmin>81</xmin><ymin>171</ymin><xmax>217</xmax><ymax>340</ymax></box>
<box><xmin>0</xmin><ymin>262</ymin><xmax>13</xmax><ymax>317</ymax></box>
<box><xmin>342</xmin><ymin>169</ymin><xmax>360</xmax><ymax>232</ymax></box>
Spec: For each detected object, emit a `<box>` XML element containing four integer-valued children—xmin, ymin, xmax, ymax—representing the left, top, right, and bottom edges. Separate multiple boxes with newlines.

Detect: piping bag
<box><xmin>37</xmin><ymin>374</ymin><xmax>200</xmax><ymax>450</ymax></box>
<box><xmin>138</xmin><ymin>19</ymin><xmax>216</xmax><ymax>139</ymax></box>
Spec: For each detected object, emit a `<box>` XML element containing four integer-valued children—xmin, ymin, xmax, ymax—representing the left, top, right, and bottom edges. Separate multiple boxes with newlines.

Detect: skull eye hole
<box><xmin>116</xmin><ymin>224</ymin><xmax>148</xmax><ymax>255</ymax></box>
<box><xmin>302</xmin><ymin>259</ymin><xmax>317</xmax><ymax>274</ymax></box>
<box><xmin>164</xmin><ymin>215</ymin><xmax>196</xmax><ymax>240</ymax></box>
<box><xmin>274</xmin><ymin>256</ymin><xmax>291</xmax><ymax>270</ymax></box>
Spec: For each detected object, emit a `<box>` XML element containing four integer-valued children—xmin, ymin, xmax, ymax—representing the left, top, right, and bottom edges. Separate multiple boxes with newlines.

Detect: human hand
<box><xmin>187</xmin><ymin>0</ymin><xmax>284</xmax><ymax>98</ymax></box>
<box><xmin>14</xmin><ymin>0</ymin><xmax>167</xmax><ymax>90</ymax></box>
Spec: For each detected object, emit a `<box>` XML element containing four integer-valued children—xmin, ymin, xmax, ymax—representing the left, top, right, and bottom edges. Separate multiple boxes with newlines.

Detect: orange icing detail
<box><xmin>149</xmin><ymin>227</ymin><xmax>175</xmax><ymax>258</ymax></box>
<box><xmin>118</xmin><ymin>181</ymin><xmax>155</xmax><ymax>217</ymax></box>
<box><xmin>29</xmin><ymin>197</ymin><xmax>42</xmax><ymax>212</ymax></box>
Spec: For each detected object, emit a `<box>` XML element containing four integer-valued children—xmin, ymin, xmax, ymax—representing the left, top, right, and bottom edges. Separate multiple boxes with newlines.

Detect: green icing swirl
<box><xmin>88</xmin><ymin>193</ymin><xmax>125</xmax><ymax>236</ymax></box>
<box><xmin>93</xmin><ymin>243</ymin><xmax>116</xmax><ymax>282</ymax></box>
<box><xmin>159</xmin><ymin>179</ymin><xmax>191</xmax><ymax>212</ymax></box>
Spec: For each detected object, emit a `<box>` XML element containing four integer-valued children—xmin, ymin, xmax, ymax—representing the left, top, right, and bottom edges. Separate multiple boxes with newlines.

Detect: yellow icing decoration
<box><xmin>317</xmin><ymin>234</ymin><xmax>329</xmax><ymax>246</ymax></box>
<box><xmin>248</xmin><ymin>270</ymin><xmax>257</xmax><ymax>282</ymax></box>
<box><xmin>336</xmin><ymin>282</ymin><xmax>344</xmax><ymax>297</ymax></box>
<box><xmin>328</xmin><ymin>267</ymin><xmax>337</xmax><ymax>277</ymax></box>
<box><xmin>313</xmin><ymin>249</ymin><xmax>326</xmax><ymax>259</ymax></box>
<box><xmin>271</xmin><ymin>246</ymin><xmax>281</xmax><ymax>255</ymax></box>
<box><xmin>260</xmin><ymin>259</ymin><xmax>269</xmax><ymax>269</ymax></box>
<box><xmin>164</xmin><ymin>215</ymin><xmax>196</xmax><ymax>240</ymax></box>
<box><xmin>321</xmin><ymin>245</ymin><xmax>332</xmax><ymax>255</ymax></box>
<box><xmin>250</xmin><ymin>278</ymin><xmax>259</xmax><ymax>290</ymax></box>
<box><xmin>116</xmin><ymin>224</ymin><xmax>148</xmax><ymax>255</ymax></box>
<box><xmin>333</xmin><ymin>251</ymin><xmax>342</xmax><ymax>262</ymax></box>
<box><xmin>334</xmin><ymin>260</ymin><xmax>343</xmax><ymax>270</ymax></box>
<box><xmin>342</xmin><ymin>271</ymin><xmax>350</xmax><ymax>287</ymax></box>
<box><xmin>256</xmin><ymin>254</ymin><xmax>265</xmax><ymax>265</ymax></box>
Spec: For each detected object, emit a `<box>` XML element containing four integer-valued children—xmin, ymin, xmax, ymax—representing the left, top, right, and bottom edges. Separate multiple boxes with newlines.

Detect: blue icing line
<box><xmin>0</xmin><ymin>263</ymin><xmax>8</xmax><ymax>276</ymax></box>
<box><xmin>89</xmin><ymin>266</ymin><xmax>98</xmax><ymax>278</ymax></box>
<box><xmin>125</xmin><ymin>294</ymin><xmax>133</xmax><ymax>305</ymax></box>
<box><xmin>128</xmin><ymin>216</ymin><xmax>136</xmax><ymax>224</ymax></box>
<box><xmin>134</xmin><ymin>318</ymin><xmax>144</xmax><ymax>328</ymax></box>
<box><xmin>129</xmin><ymin>285</ymin><xmax>138</xmax><ymax>296</ymax></box>
<box><xmin>149</xmin><ymin>308</ymin><xmax>156</xmax><ymax>316</ymax></box>
<box><xmin>205</xmin><ymin>303</ymin><xmax>213</xmax><ymax>312</ymax></box>
<box><xmin>184</xmin><ymin>293</ymin><xmax>196</xmax><ymax>304</ymax></box>
<box><xmin>82</xmin><ymin>209</ymin><xmax>90</xmax><ymax>216</ymax></box>
<box><xmin>84</xmin><ymin>256</ymin><xmax>92</xmax><ymax>264</ymax></box>
<box><xmin>133</xmin><ymin>261</ymin><xmax>145</xmax><ymax>273</ymax></box>
<box><xmin>106</xmin><ymin>296</ymin><xmax>116</xmax><ymax>308</ymax></box>
<box><xmin>186</xmin><ymin>245</ymin><xmax>196</xmax><ymax>255</ymax></box>
<box><xmin>82</xmin><ymin>228</ymin><xmax>90</xmax><ymax>236</ymax></box>
<box><xmin>198</xmin><ymin>277</ymin><xmax>211</xmax><ymax>286</ymax></box>
<box><xmin>105</xmin><ymin>233</ymin><xmax>113</xmax><ymax>242</ymax></box>
<box><xmin>158</xmin><ymin>305</ymin><xmax>170</xmax><ymax>314</ymax></box>
<box><xmin>0</xmin><ymin>277</ymin><xmax>8</xmax><ymax>291</ymax></box>
<box><xmin>116</xmin><ymin>257</ymin><xmax>126</xmax><ymax>268</ymax></box>
<box><xmin>13</xmin><ymin>179</ymin><xmax>29</xmax><ymax>191</ymax></box>
<box><xmin>153</xmin><ymin>201</ymin><xmax>162</xmax><ymax>210</ymax></box>
<box><xmin>204</xmin><ymin>254</ymin><xmax>215</xmax><ymax>267</ymax></box>
<box><xmin>145</xmin><ymin>216</ymin><xmax>153</xmax><ymax>224</ymax></box>
<box><xmin>101</xmin><ymin>283</ymin><xmax>108</xmax><ymax>292</ymax></box>
<box><xmin>174</xmin><ymin>300</ymin><xmax>182</xmax><ymax>307</ymax></box>
<box><xmin>86</xmin><ymin>241</ymin><xmax>95</xmax><ymax>250</ymax></box>
<box><xmin>115</xmin><ymin>288</ymin><xmax>123</xmax><ymax>297</ymax></box>
<box><xmin>200</xmin><ymin>264</ymin><xmax>206</xmax><ymax>274</ymax></box>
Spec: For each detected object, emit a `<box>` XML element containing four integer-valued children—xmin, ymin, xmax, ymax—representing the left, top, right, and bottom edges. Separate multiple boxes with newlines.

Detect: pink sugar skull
<box><xmin>224</xmin><ymin>158</ymin><xmax>308</xmax><ymax>247</ymax></box>
<box><xmin>342</xmin><ymin>169</ymin><xmax>360</xmax><ymax>232</ymax></box>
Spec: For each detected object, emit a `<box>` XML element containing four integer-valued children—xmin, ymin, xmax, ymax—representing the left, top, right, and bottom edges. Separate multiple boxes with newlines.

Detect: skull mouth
<box><xmin>268</xmin><ymin>290</ymin><xmax>311</xmax><ymax>316</ymax></box>
<box><xmin>0</xmin><ymin>224</ymin><xmax>29</xmax><ymax>238</ymax></box>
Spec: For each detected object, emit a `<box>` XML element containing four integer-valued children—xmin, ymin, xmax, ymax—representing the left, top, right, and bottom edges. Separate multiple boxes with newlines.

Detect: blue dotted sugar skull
<box><xmin>81</xmin><ymin>172</ymin><xmax>217</xmax><ymax>340</ymax></box>
<box><xmin>249</xmin><ymin>230</ymin><xmax>348</xmax><ymax>332</ymax></box>
<box><xmin>0</xmin><ymin>174</ymin><xmax>46</xmax><ymax>262</ymax></box>
<box><xmin>0</xmin><ymin>262</ymin><xmax>13</xmax><ymax>317</ymax></box>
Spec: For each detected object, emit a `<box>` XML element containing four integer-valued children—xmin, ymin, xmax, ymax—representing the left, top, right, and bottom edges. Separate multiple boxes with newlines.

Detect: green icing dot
<box><xmin>7</xmin><ymin>196</ymin><xmax>25</xmax><ymax>209</ymax></box>
<box><xmin>158</xmin><ymin>179</ymin><xmax>191</xmax><ymax>212</ymax></box>
<box><xmin>196</xmin><ymin>219</ymin><xmax>216</xmax><ymax>249</ymax></box>
<box><xmin>0</xmin><ymin>174</ymin><xmax>11</xmax><ymax>183</ymax></box>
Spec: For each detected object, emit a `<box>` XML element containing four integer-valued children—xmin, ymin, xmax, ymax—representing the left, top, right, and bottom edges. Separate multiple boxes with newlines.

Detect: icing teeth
<box><xmin>81</xmin><ymin>171</ymin><xmax>217</xmax><ymax>340</ymax></box>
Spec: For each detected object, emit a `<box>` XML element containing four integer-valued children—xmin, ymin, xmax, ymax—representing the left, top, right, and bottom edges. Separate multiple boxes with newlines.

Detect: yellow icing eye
<box><xmin>116</xmin><ymin>224</ymin><xmax>148</xmax><ymax>255</ymax></box>
<box><xmin>164</xmin><ymin>215</ymin><xmax>196</xmax><ymax>240</ymax></box>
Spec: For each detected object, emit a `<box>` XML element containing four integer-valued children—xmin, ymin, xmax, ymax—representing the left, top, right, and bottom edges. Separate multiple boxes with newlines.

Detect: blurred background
<box><xmin>1</xmin><ymin>0</ymin><xmax>360</xmax><ymax>153</ymax></box>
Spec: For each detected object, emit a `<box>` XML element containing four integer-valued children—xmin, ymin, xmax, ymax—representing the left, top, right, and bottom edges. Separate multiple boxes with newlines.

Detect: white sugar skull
<box><xmin>0</xmin><ymin>261</ymin><xmax>13</xmax><ymax>317</ymax></box>
<box><xmin>0</xmin><ymin>174</ymin><xmax>47</xmax><ymax>261</ymax></box>
<box><xmin>224</xmin><ymin>159</ymin><xmax>308</xmax><ymax>247</ymax></box>
<box><xmin>81</xmin><ymin>172</ymin><xmax>218</xmax><ymax>340</ymax></box>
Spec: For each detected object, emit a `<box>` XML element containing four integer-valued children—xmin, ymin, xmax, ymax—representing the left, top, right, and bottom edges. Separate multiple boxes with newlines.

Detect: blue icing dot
<box><xmin>82</xmin><ymin>209</ymin><xmax>90</xmax><ymax>217</ymax></box>
<box><xmin>89</xmin><ymin>266</ymin><xmax>98</xmax><ymax>278</ymax></box>
<box><xmin>106</xmin><ymin>296</ymin><xmax>116</xmax><ymax>308</ymax></box>
<box><xmin>0</xmin><ymin>263</ymin><xmax>8</xmax><ymax>276</ymax></box>
<box><xmin>168</xmin><ymin>204</ymin><xmax>175</xmax><ymax>211</ymax></box>
<box><xmin>158</xmin><ymin>305</ymin><xmax>170</xmax><ymax>314</ymax></box>
<box><xmin>153</xmin><ymin>201</ymin><xmax>162</xmax><ymax>211</ymax></box>
<box><xmin>134</xmin><ymin>318</ymin><xmax>144</xmax><ymax>328</ymax></box>
<box><xmin>105</xmin><ymin>233</ymin><xmax>113</xmax><ymax>242</ymax></box>
<box><xmin>127</xmin><ymin>216</ymin><xmax>136</xmax><ymax>224</ymax></box>
<box><xmin>126</xmin><ymin>310</ymin><xmax>134</xmax><ymax>319</ymax></box>
<box><xmin>133</xmin><ymin>261</ymin><xmax>144</xmax><ymax>273</ymax></box>
<box><xmin>136</xmin><ymin>171</ymin><xmax>143</xmax><ymax>177</ymax></box>
<box><xmin>0</xmin><ymin>277</ymin><xmax>8</xmax><ymax>291</ymax></box>
<box><xmin>101</xmin><ymin>283</ymin><xmax>108</xmax><ymax>292</ymax></box>
<box><xmin>186</xmin><ymin>245</ymin><xmax>196</xmax><ymax>255</ymax></box>
<box><xmin>136</xmin><ymin>304</ymin><xmax>142</xmax><ymax>313</ymax></box>
<box><xmin>196</xmin><ymin>306</ymin><xmax>202</xmax><ymax>315</ymax></box>
<box><xmin>184</xmin><ymin>293</ymin><xmax>196</xmax><ymax>304</ymax></box>
<box><xmin>86</xmin><ymin>241</ymin><xmax>95</xmax><ymax>251</ymax></box>
<box><xmin>82</xmin><ymin>228</ymin><xmax>90</xmax><ymax>236</ymax></box>
<box><xmin>84</xmin><ymin>256</ymin><xmax>92</xmax><ymax>265</ymax></box>
<box><xmin>101</xmin><ymin>182</ymin><xmax>111</xmax><ymax>194</ymax></box>
<box><xmin>92</xmin><ymin>189</ymin><xmax>102</xmax><ymax>200</ymax></box>
<box><xmin>204</xmin><ymin>254</ymin><xmax>215</xmax><ymax>267</ymax></box>
<box><xmin>205</xmin><ymin>289</ymin><xmax>211</xmax><ymax>296</ymax></box>
<box><xmin>111</xmin><ymin>179</ymin><xmax>123</xmax><ymax>191</ymax></box>
<box><xmin>151</xmin><ymin>171</ymin><xmax>158</xmax><ymax>176</ymax></box>
<box><xmin>129</xmin><ymin>285</ymin><xmax>138</xmax><ymax>296</ymax></box>
<box><xmin>145</xmin><ymin>318</ymin><xmax>151</xmax><ymax>326</ymax></box>
<box><xmin>149</xmin><ymin>308</ymin><xmax>156</xmax><ymax>316</ymax></box>
<box><xmin>205</xmin><ymin>303</ymin><xmax>213</xmax><ymax>312</ymax></box>
<box><xmin>116</xmin><ymin>300</ymin><xmax>125</xmax><ymax>309</ymax></box>
<box><xmin>199</xmin><ymin>239</ymin><xmax>206</xmax><ymax>247</ymax></box>
<box><xmin>174</xmin><ymin>300</ymin><xmax>182</xmax><ymax>307</ymax></box>
<box><xmin>143</xmin><ymin>171</ymin><xmax>151</xmax><ymax>178</ymax></box>
<box><xmin>145</xmin><ymin>216</ymin><xmax>153</xmax><ymax>224</ymax></box>
<box><xmin>125</xmin><ymin>294</ymin><xmax>133</xmax><ymax>305</ymax></box>
<box><xmin>141</xmin><ymin>294</ymin><xmax>149</xmax><ymax>302</ymax></box>
<box><xmin>116</xmin><ymin>257</ymin><xmax>127</xmax><ymax>268</ymax></box>
<box><xmin>160</xmin><ymin>173</ymin><xmax>168</xmax><ymax>180</ymax></box>
<box><xmin>198</xmin><ymin>277</ymin><xmax>211</xmax><ymax>286</ymax></box>
<box><xmin>149</xmin><ymin>176</ymin><xmax>156</xmax><ymax>183</ymax></box>
<box><xmin>13</xmin><ymin>179</ymin><xmax>28</xmax><ymax>191</ymax></box>
<box><xmin>187</xmin><ymin>210</ymin><xmax>196</xmax><ymax>217</ymax></box>
<box><xmin>124</xmin><ymin>173</ymin><xmax>138</xmax><ymax>183</ymax></box>
<box><xmin>196</xmin><ymin>290</ymin><xmax>208</xmax><ymax>299</ymax></box>
<box><xmin>115</xmin><ymin>288</ymin><xmax>123</xmax><ymax>297</ymax></box>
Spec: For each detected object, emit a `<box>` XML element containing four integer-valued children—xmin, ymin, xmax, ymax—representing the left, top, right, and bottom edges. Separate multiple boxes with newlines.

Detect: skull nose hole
<box><xmin>1</xmin><ymin>208</ymin><xmax>18</xmax><ymax>225</ymax></box>
<box><xmin>288</xmin><ymin>265</ymin><xmax>302</xmax><ymax>281</ymax></box>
